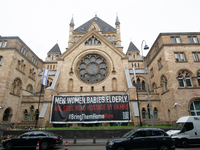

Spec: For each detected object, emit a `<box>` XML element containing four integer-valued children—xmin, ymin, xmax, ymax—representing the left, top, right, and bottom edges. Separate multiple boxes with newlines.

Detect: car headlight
<box><xmin>108</xmin><ymin>141</ymin><xmax>114</xmax><ymax>146</ymax></box>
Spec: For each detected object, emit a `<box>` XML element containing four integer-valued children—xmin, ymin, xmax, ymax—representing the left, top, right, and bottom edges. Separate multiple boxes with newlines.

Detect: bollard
<box><xmin>73</xmin><ymin>136</ymin><xmax>77</xmax><ymax>144</ymax></box>
<box><xmin>64</xmin><ymin>140</ymin><xmax>68</xmax><ymax>150</ymax></box>
<box><xmin>93</xmin><ymin>136</ymin><xmax>96</xmax><ymax>144</ymax></box>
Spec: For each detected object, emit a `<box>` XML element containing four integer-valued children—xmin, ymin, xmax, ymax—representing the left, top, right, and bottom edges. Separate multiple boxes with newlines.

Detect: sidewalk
<box><xmin>63</xmin><ymin>138</ymin><xmax>108</xmax><ymax>146</ymax></box>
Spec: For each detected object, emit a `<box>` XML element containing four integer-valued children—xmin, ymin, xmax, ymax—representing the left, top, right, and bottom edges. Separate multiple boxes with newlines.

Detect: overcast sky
<box><xmin>1</xmin><ymin>0</ymin><xmax>200</xmax><ymax>60</ymax></box>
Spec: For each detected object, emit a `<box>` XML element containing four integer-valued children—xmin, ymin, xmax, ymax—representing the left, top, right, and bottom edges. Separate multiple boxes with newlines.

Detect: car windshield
<box><xmin>122</xmin><ymin>130</ymin><xmax>134</xmax><ymax>138</ymax></box>
<box><xmin>172</xmin><ymin>123</ymin><xmax>185</xmax><ymax>130</ymax></box>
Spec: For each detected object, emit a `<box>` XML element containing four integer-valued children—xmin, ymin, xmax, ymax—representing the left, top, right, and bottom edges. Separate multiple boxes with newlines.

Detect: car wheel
<box><xmin>158</xmin><ymin>144</ymin><xmax>170</xmax><ymax>150</ymax></box>
<box><xmin>115</xmin><ymin>145</ymin><xmax>127</xmax><ymax>150</ymax></box>
<box><xmin>181</xmin><ymin>139</ymin><xmax>189</xmax><ymax>148</ymax></box>
<box><xmin>5</xmin><ymin>141</ymin><xmax>13</xmax><ymax>150</ymax></box>
<box><xmin>40</xmin><ymin>141</ymin><xmax>49</xmax><ymax>150</ymax></box>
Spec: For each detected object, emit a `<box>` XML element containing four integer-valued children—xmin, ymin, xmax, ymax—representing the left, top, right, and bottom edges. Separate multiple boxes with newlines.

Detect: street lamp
<box><xmin>141</xmin><ymin>40</ymin><xmax>154</xmax><ymax>128</ymax></box>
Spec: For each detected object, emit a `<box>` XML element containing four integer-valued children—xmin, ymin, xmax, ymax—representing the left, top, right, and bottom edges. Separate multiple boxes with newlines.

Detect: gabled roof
<box><xmin>73</xmin><ymin>16</ymin><xmax>116</xmax><ymax>33</ymax></box>
<box><xmin>126</xmin><ymin>42</ymin><xmax>140</xmax><ymax>54</ymax></box>
<box><xmin>59</xmin><ymin>29</ymin><xmax>128</xmax><ymax>60</ymax></box>
<box><xmin>47</xmin><ymin>44</ymin><xmax>61</xmax><ymax>55</ymax></box>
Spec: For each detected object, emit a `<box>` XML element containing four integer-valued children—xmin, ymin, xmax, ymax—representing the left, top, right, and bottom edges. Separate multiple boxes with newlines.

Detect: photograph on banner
<box><xmin>50</xmin><ymin>94</ymin><xmax>131</xmax><ymax>123</ymax></box>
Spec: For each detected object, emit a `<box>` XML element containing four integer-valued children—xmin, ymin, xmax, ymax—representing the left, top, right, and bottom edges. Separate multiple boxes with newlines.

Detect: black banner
<box><xmin>50</xmin><ymin>94</ymin><xmax>130</xmax><ymax>123</ymax></box>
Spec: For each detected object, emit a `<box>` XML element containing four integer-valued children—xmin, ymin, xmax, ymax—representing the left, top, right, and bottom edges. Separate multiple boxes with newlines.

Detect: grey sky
<box><xmin>1</xmin><ymin>0</ymin><xmax>199</xmax><ymax>60</ymax></box>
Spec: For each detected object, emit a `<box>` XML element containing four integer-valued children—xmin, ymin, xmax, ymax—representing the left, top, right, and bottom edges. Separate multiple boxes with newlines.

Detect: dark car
<box><xmin>2</xmin><ymin>131</ymin><xmax>63</xmax><ymax>150</ymax></box>
<box><xmin>106</xmin><ymin>128</ymin><xmax>175</xmax><ymax>150</ymax></box>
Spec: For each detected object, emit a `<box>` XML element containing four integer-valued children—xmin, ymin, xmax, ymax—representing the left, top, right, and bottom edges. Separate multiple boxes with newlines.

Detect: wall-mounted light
<box><xmin>0</xmin><ymin>105</ymin><xmax>4</xmax><ymax>109</ymax></box>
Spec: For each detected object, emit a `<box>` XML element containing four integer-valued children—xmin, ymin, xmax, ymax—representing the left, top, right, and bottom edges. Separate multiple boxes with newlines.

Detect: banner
<box><xmin>50</xmin><ymin>94</ymin><xmax>130</xmax><ymax>123</ymax></box>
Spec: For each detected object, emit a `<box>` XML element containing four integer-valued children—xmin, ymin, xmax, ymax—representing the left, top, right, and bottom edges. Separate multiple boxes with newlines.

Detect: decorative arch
<box><xmin>176</xmin><ymin>69</ymin><xmax>194</xmax><ymax>88</ymax></box>
<box><xmin>160</xmin><ymin>75</ymin><xmax>168</xmax><ymax>92</ymax></box>
<box><xmin>152</xmin><ymin>82</ymin><xmax>157</xmax><ymax>94</ymax></box>
<box><xmin>68</xmin><ymin>78</ymin><xmax>73</xmax><ymax>92</ymax></box>
<box><xmin>85</xmin><ymin>36</ymin><xmax>101</xmax><ymax>45</ymax></box>
<box><xmin>11</xmin><ymin>78</ymin><xmax>22</xmax><ymax>95</ymax></box>
<box><xmin>112</xmin><ymin>78</ymin><xmax>118</xmax><ymax>91</ymax></box>
<box><xmin>3</xmin><ymin>107</ymin><xmax>13</xmax><ymax>122</ymax></box>
<box><xmin>26</xmin><ymin>84</ymin><xmax>33</xmax><ymax>92</ymax></box>
<box><xmin>132</xmin><ymin>76</ymin><xmax>146</xmax><ymax>91</ymax></box>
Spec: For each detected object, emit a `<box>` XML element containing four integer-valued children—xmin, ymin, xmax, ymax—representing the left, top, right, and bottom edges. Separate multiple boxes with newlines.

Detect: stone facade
<box><xmin>0</xmin><ymin>16</ymin><xmax>200</xmax><ymax>129</ymax></box>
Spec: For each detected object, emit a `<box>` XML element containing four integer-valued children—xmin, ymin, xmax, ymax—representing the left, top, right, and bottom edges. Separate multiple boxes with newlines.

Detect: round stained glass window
<box><xmin>77</xmin><ymin>54</ymin><xmax>108</xmax><ymax>83</ymax></box>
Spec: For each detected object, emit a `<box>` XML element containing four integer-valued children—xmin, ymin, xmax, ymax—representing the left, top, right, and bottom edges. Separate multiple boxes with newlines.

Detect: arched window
<box><xmin>142</xmin><ymin>81</ymin><xmax>145</xmax><ymax>90</ymax></box>
<box><xmin>178</xmin><ymin>73</ymin><xmax>184</xmax><ymax>87</ymax></box>
<box><xmin>142</xmin><ymin>108</ymin><xmax>146</xmax><ymax>119</ymax></box>
<box><xmin>197</xmin><ymin>72</ymin><xmax>200</xmax><ymax>86</ymax></box>
<box><xmin>147</xmin><ymin>104</ymin><xmax>151</xmax><ymax>119</ymax></box>
<box><xmin>91</xmin><ymin>86</ymin><xmax>94</xmax><ymax>92</ymax></box>
<box><xmin>29</xmin><ymin>105</ymin><xmax>34</xmax><ymax>121</ymax></box>
<box><xmin>177</xmin><ymin>70</ymin><xmax>193</xmax><ymax>88</ymax></box>
<box><xmin>24</xmin><ymin>109</ymin><xmax>28</xmax><ymax>121</ymax></box>
<box><xmin>102</xmin><ymin>86</ymin><xmax>105</xmax><ymax>91</ymax></box>
<box><xmin>161</xmin><ymin>75</ymin><xmax>168</xmax><ymax>92</ymax></box>
<box><xmin>0</xmin><ymin>56</ymin><xmax>3</xmax><ymax>65</ymax></box>
<box><xmin>154</xmin><ymin>108</ymin><xmax>158</xmax><ymax>119</ymax></box>
<box><xmin>133</xmin><ymin>80</ymin><xmax>136</xmax><ymax>87</ymax></box>
<box><xmin>190</xmin><ymin>101</ymin><xmax>200</xmax><ymax>116</ymax></box>
<box><xmin>186</xmin><ymin>73</ymin><xmax>192</xmax><ymax>87</ymax></box>
<box><xmin>137</xmin><ymin>78</ymin><xmax>141</xmax><ymax>90</ymax></box>
<box><xmin>85</xmin><ymin>36</ymin><xmax>101</xmax><ymax>45</ymax></box>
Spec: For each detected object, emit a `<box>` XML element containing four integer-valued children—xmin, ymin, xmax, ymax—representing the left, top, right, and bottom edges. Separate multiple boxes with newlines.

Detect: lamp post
<box><xmin>141</xmin><ymin>40</ymin><xmax>154</xmax><ymax>128</ymax></box>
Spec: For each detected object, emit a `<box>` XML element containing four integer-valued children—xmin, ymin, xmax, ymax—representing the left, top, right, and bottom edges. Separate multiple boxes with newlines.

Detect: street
<box><xmin>1</xmin><ymin>145</ymin><xmax>200</xmax><ymax>150</ymax></box>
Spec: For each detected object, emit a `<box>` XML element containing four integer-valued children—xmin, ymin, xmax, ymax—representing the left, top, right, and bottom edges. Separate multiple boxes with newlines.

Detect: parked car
<box><xmin>2</xmin><ymin>131</ymin><xmax>63</xmax><ymax>150</ymax></box>
<box><xmin>167</xmin><ymin>116</ymin><xmax>200</xmax><ymax>147</ymax></box>
<box><xmin>106</xmin><ymin>128</ymin><xmax>175</xmax><ymax>150</ymax></box>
